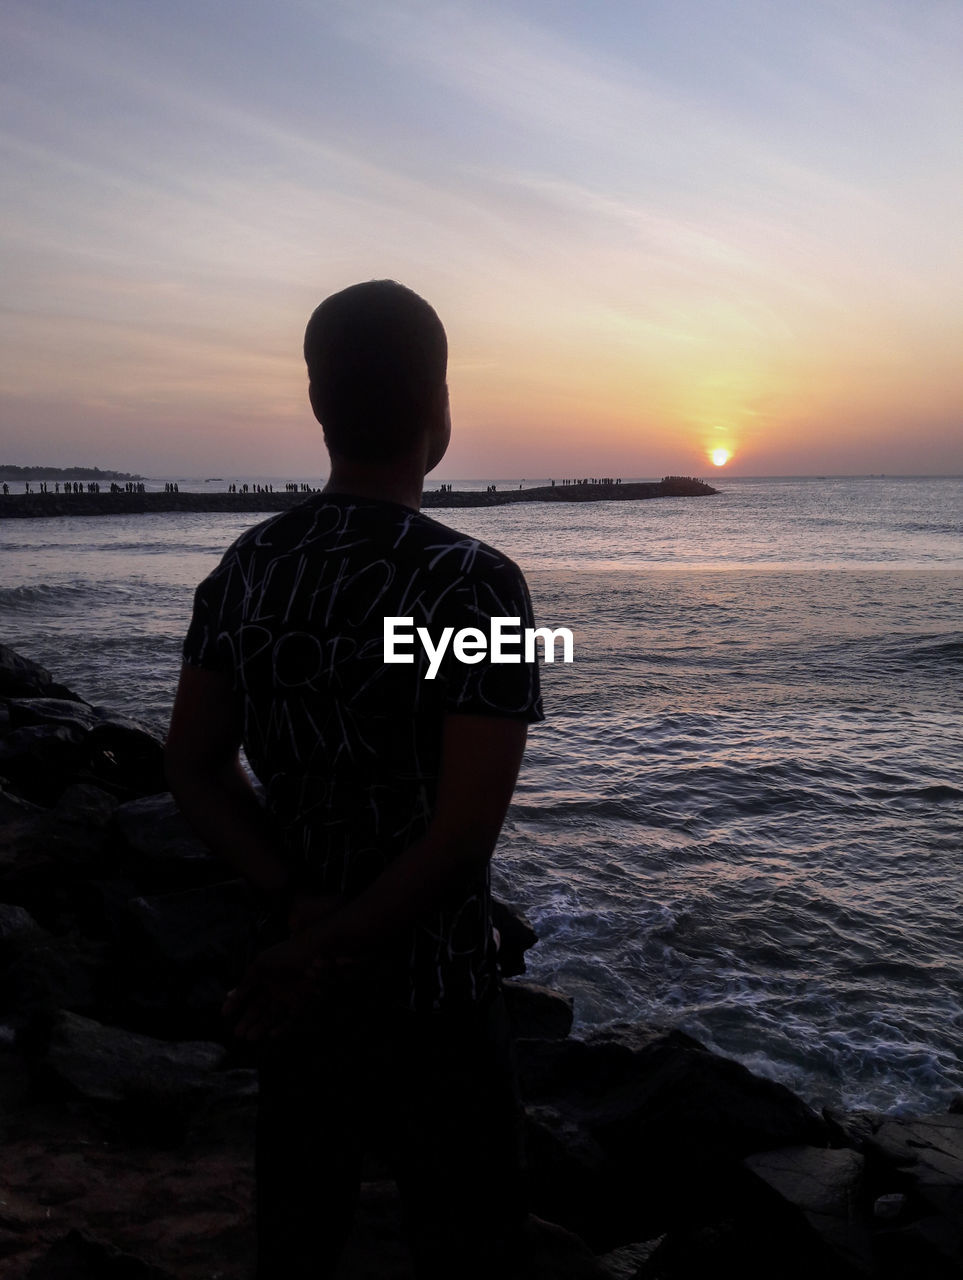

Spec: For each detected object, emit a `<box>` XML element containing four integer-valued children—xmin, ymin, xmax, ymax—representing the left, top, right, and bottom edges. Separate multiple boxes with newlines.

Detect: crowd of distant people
<box><xmin>227</xmin><ymin>482</ymin><xmax>319</xmax><ymax>494</ymax></box>
<box><xmin>465</xmin><ymin>478</ymin><xmax>624</xmax><ymax>495</ymax></box>
<box><xmin>2</xmin><ymin>476</ymin><xmax>638</xmax><ymax>500</ymax></box>
<box><xmin>1</xmin><ymin>480</ymin><xmax>149</xmax><ymax>495</ymax></box>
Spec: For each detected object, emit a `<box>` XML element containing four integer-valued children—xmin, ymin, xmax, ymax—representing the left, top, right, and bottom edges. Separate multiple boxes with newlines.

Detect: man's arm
<box><xmin>224</xmin><ymin>711</ymin><xmax>529</xmax><ymax>1038</ymax></box>
<box><xmin>164</xmin><ymin>664</ymin><xmax>289</xmax><ymax>904</ymax></box>
<box><xmin>306</xmin><ymin>711</ymin><xmax>527</xmax><ymax>956</ymax></box>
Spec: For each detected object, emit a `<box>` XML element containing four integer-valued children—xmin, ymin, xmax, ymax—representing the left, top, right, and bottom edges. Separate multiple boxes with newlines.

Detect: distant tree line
<box><xmin>0</xmin><ymin>465</ymin><xmax>145</xmax><ymax>481</ymax></box>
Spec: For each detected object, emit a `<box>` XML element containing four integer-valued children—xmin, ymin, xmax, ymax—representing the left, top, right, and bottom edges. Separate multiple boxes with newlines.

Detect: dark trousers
<box><xmin>255</xmin><ymin>990</ymin><xmax>530</xmax><ymax>1279</ymax></box>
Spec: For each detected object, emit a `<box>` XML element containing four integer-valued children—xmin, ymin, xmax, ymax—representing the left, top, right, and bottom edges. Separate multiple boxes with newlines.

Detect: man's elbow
<box><xmin>163</xmin><ymin>737</ymin><xmax>223</xmax><ymax>800</ymax></box>
<box><xmin>163</xmin><ymin>739</ymin><xmax>194</xmax><ymax>800</ymax></box>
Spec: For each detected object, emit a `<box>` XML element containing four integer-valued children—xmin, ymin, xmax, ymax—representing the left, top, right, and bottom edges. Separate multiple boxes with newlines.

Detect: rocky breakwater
<box><xmin>0</xmin><ymin>477</ymin><xmax>716</xmax><ymax>519</ymax></box>
<box><xmin>0</xmin><ymin>642</ymin><xmax>959</xmax><ymax>1278</ymax></box>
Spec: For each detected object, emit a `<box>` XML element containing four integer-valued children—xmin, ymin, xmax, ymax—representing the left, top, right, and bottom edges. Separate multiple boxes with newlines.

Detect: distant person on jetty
<box><xmin>166</xmin><ymin>279</ymin><xmax>542</xmax><ymax>1279</ymax></box>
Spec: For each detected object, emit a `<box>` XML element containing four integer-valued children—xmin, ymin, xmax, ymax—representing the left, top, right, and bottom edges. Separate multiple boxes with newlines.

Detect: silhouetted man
<box><xmin>165</xmin><ymin>281</ymin><xmax>542</xmax><ymax>1279</ymax></box>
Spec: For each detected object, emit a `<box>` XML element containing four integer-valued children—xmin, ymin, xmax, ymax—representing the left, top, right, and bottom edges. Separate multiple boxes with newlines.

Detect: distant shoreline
<box><xmin>0</xmin><ymin>467</ymin><xmax>146</xmax><ymax>482</ymax></box>
<box><xmin>0</xmin><ymin>478</ymin><xmax>717</xmax><ymax>519</ymax></box>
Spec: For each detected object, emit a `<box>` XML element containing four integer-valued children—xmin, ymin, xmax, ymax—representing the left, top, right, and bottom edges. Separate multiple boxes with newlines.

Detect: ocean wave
<box><xmin>901</xmin><ymin>636</ymin><xmax>963</xmax><ymax>664</ymax></box>
<box><xmin>894</xmin><ymin>521</ymin><xmax>963</xmax><ymax>537</ymax></box>
<box><xmin>0</xmin><ymin>582</ymin><xmax>106</xmax><ymax>610</ymax></box>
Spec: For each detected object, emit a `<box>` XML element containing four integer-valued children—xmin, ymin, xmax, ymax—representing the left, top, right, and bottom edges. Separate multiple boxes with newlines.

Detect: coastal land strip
<box><xmin>0</xmin><ymin>477</ymin><xmax>716</xmax><ymax>519</ymax></box>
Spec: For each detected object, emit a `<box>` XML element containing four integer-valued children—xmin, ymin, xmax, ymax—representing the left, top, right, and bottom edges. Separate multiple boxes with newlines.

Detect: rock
<box><xmin>0</xmin><ymin>646</ymin><xmax>84</xmax><ymax>703</ymax></box>
<box><xmin>6</xmin><ymin>699</ymin><xmax>100</xmax><ymax>734</ymax></box>
<box><xmin>0</xmin><ymin>904</ymin><xmax>43</xmax><ymax>948</ymax></box>
<box><xmin>53</xmin><ymin>783</ymin><xmax>117</xmax><ymax>828</ymax></box>
<box><xmin>873</xmin><ymin>1193</ymin><xmax>906</xmax><ymax>1221</ymax></box>
<box><xmin>0</xmin><ymin>725</ymin><xmax>87</xmax><ymax>805</ymax></box>
<box><xmin>504</xmin><ymin>978</ymin><xmax>574</xmax><ymax>1039</ymax></box>
<box><xmin>2</xmin><ymin>933</ymin><xmax>109</xmax><ymax>1033</ymax></box>
<box><xmin>492</xmin><ymin>897</ymin><xmax>538</xmax><ymax>976</ymax></box>
<box><xmin>0</xmin><ymin>805</ymin><xmax>115</xmax><ymax>926</ymax></box>
<box><xmin>520</xmin><ymin>1022</ymin><xmax>827</xmax><ymax>1155</ymax></box>
<box><xmin>85</xmin><ymin>719</ymin><xmax>165</xmax><ymax>797</ymax></box>
<box><xmin>111</xmin><ymin>882</ymin><xmax>256</xmax><ymax>1037</ymax></box>
<box><xmin>121</xmin><ymin>882</ymin><xmax>254</xmax><ymax>978</ymax></box>
<box><xmin>872</xmin><ymin>1214</ymin><xmax>963</xmax><ymax>1279</ymax></box>
<box><xmin>111</xmin><ymin>794</ymin><xmax>221</xmax><ymax>891</ymax></box>
<box><xmin>40</xmin><ymin>1010</ymin><xmax>226</xmax><ymax>1108</ymax></box>
<box><xmin>0</xmin><ymin>785</ymin><xmax>40</xmax><ymax>818</ymax></box>
<box><xmin>524</xmin><ymin>1102</ymin><xmax>612</xmax><ymax>1238</ymax></box>
<box><xmin>596</xmin><ymin>1238</ymin><xmax>664</xmax><ymax>1279</ymax></box>
<box><xmin>824</xmin><ymin>1108</ymin><xmax>885</xmax><ymax>1150</ymax></box>
<box><xmin>634</xmin><ymin>1209</ymin><xmax>865</xmax><ymax>1280</ymax></box>
<box><xmin>0</xmin><ymin>1030</ymin><xmax>31</xmax><ymax>1122</ymax></box>
<box><xmin>524</xmin><ymin>1215</ymin><xmax>614</xmax><ymax>1278</ymax></box>
<box><xmin>866</xmin><ymin>1114</ymin><xmax>963</xmax><ymax>1221</ymax></box>
<box><xmin>518</xmin><ymin>1024</ymin><xmax>829</xmax><ymax>1245</ymax></box>
<box><xmin>28</xmin><ymin>1229</ymin><xmax>175</xmax><ymax>1278</ymax></box>
<box><xmin>744</xmin><ymin>1145</ymin><xmax>864</xmax><ymax>1220</ymax></box>
<box><xmin>744</xmin><ymin>1145</ymin><xmax>872</xmax><ymax>1275</ymax></box>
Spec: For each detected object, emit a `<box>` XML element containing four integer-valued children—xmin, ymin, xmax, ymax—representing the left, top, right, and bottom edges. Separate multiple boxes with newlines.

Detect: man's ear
<box><xmin>425</xmin><ymin>384</ymin><xmax>451</xmax><ymax>472</ymax></box>
<box><xmin>308</xmin><ymin>379</ymin><xmax>324</xmax><ymax>426</ymax></box>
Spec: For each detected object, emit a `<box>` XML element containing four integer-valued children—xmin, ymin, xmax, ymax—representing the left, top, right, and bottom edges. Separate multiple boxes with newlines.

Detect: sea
<box><xmin>1</xmin><ymin>473</ymin><xmax>960</xmax><ymax>1117</ymax></box>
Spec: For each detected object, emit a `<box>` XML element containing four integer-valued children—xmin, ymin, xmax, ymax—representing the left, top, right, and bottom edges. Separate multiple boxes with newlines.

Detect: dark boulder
<box><xmin>0</xmin><ymin>645</ymin><xmax>85</xmax><ymax>703</ymax></box>
<box><xmin>109</xmin><ymin>881</ymin><xmax>256</xmax><ymax>1039</ymax></box>
<box><xmin>866</xmin><ymin>1114</ymin><xmax>963</xmax><ymax>1223</ymax></box>
<box><xmin>518</xmin><ymin>1023</ymin><xmax>829</xmax><ymax>1246</ymax></box>
<box><xmin>0</xmin><ymin>794</ymin><xmax>117</xmax><ymax>929</ymax></box>
<box><xmin>39</xmin><ymin>1009</ymin><xmax>226</xmax><ymax>1106</ymax></box>
<box><xmin>1</xmin><ymin>931</ymin><xmax>109</xmax><ymax>1035</ymax></box>
<box><xmin>0</xmin><ymin>724</ymin><xmax>87</xmax><ymax>805</ymax></box>
<box><xmin>0</xmin><ymin>903</ymin><xmax>43</xmax><ymax>948</ymax></box>
<box><xmin>111</xmin><ymin>793</ymin><xmax>221</xmax><ymax>892</ymax></box>
<box><xmin>53</xmin><ymin>782</ymin><xmax>117</xmax><ymax>829</ymax></box>
<box><xmin>85</xmin><ymin>718</ymin><xmax>165</xmax><ymax>797</ymax></box>
<box><xmin>28</xmin><ymin>1228</ymin><xmax>175</xmax><ymax>1279</ymax></box>
<box><xmin>492</xmin><ymin>897</ymin><xmax>538</xmax><ymax>976</ymax></box>
<box><xmin>504</xmin><ymin>978</ymin><xmax>574</xmax><ymax>1040</ymax></box>
<box><xmin>743</xmin><ymin>1145</ymin><xmax>873</xmax><ymax>1276</ymax></box>
<box><xmin>7</xmin><ymin>698</ymin><xmax>100</xmax><ymax>734</ymax></box>
<box><xmin>120</xmin><ymin>881</ymin><xmax>255</xmax><ymax>980</ymax></box>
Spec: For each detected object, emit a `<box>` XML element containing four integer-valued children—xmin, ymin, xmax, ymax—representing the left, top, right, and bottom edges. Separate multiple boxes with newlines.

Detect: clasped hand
<box><xmin>223</xmin><ymin>893</ymin><xmax>343</xmax><ymax>1040</ymax></box>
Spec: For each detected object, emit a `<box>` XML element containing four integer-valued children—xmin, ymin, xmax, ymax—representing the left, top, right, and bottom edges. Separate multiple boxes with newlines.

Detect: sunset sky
<box><xmin>2</xmin><ymin>0</ymin><xmax>961</xmax><ymax>479</ymax></box>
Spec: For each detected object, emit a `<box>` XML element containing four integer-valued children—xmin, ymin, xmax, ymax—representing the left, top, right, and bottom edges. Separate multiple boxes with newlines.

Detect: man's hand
<box><xmin>289</xmin><ymin>715</ymin><xmax>529</xmax><ymax>964</ymax></box>
<box><xmin>223</xmin><ymin>931</ymin><xmax>336</xmax><ymax>1040</ymax></box>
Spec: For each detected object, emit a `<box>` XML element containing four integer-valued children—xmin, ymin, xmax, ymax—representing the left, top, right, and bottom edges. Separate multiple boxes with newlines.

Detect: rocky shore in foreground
<box><xmin>1</xmin><ymin>642</ymin><xmax>960</xmax><ymax>1278</ymax></box>
<box><xmin>0</xmin><ymin>478</ymin><xmax>716</xmax><ymax>519</ymax></box>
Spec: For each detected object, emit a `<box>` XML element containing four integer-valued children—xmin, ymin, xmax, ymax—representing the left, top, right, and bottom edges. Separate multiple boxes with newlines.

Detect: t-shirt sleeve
<box><xmin>441</xmin><ymin>559</ymin><xmax>545</xmax><ymax>722</ymax></box>
<box><xmin>181</xmin><ymin>573</ymin><xmax>226</xmax><ymax>671</ymax></box>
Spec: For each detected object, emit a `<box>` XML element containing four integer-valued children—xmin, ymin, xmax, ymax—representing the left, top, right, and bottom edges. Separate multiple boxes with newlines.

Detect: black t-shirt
<box><xmin>182</xmin><ymin>492</ymin><xmax>543</xmax><ymax>1010</ymax></box>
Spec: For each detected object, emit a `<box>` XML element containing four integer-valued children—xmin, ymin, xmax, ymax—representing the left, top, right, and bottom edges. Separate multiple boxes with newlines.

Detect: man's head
<box><xmin>304</xmin><ymin>280</ymin><xmax>448</xmax><ymax>465</ymax></box>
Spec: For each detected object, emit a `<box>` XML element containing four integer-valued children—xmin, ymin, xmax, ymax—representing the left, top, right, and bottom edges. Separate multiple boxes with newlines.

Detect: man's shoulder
<box><xmin>401</xmin><ymin>509</ymin><xmax>528</xmax><ymax>584</ymax></box>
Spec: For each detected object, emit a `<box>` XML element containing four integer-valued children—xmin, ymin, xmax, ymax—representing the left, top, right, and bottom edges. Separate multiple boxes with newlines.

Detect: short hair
<box><xmin>304</xmin><ymin>280</ymin><xmax>448</xmax><ymax>461</ymax></box>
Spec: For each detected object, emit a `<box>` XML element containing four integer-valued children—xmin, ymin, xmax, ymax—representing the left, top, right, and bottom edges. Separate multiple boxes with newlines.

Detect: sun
<box><xmin>710</xmin><ymin>448</ymin><xmax>731</xmax><ymax>467</ymax></box>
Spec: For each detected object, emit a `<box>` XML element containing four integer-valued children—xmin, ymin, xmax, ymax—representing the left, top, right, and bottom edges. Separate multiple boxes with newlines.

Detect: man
<box><xmin>165</xmin><ymin>281</ymin><xmax>543</xmax><ymax>1278</ymax></box>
